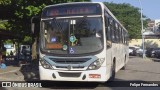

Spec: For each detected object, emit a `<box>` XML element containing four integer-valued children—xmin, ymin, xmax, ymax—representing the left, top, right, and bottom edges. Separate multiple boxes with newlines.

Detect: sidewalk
<box><xmin>139</xmin><ymin>56</ymin><xmax>160</xmax><ymax>62</ymax></box>
<box><xmin>129</xmin><ymin>56</ymin><xmax>158</xmax><ymax>62</ymax></box>
<box><xmin>0</xmin><ymin>66</ymin><xmax>24</xmax><ymax>81</ymax></box>
<box><xmin>0</xmin><ymin>60</ymin><xmax>39</xmax><ymax>81</ymax></box>
<box><xmin>129</xmin><ymin>56</ymin><xmax>151</xmax><ymax>61</ymax></box>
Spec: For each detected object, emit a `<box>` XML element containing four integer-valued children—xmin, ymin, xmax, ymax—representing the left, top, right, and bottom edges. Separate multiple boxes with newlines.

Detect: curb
<box><xmin>144</xmin><ymin>58</ymin><xmax>152</xmax><ymax>61</ymax></box>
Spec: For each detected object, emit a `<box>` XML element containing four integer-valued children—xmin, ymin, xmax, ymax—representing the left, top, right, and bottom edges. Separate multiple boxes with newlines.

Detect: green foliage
<box><xmin>0</xmin><ymin>21</ymin><xmax>7</xmax><ymax>29</ymax></box>
<box><xmin>0</xmin><ymin>0</ymin><xmax>11</xmax><ymax>4</ymax></box>
<box><xmin>1</xmin><ymin>0</ymin><xmax>148</xmax><ymax>44</ymax></box>
<box><xmin>104</xmin><ymin>2</ymin><xmax>148</xmax><ymax>39</ymax></box>
<box><xmin>25</xmin><ymin>4</ymin><xmax>45</xmax><ymax>16</ymax></box>
<box><xmin>23</xmin><ymin>36</ymin><xmax>32</xmax><ymax>44</ymax></box>
<box><xmin>0</xmin><ymin>0</ymin><xmax>91</xmax><ymax>44</ymax></box>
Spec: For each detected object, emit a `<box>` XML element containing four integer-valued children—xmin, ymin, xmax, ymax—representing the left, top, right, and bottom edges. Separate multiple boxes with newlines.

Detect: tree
<box><xmin>104</xmin><ymin>2</ymin><xmax>148</xmax><ymax>39</ymax></box>
<box><xmin>1</xmin><ymin>1</ymin><xmax>148</xmax><ymax>42</ymax></box>
<box><xmin>0</xmin><ymin>0</ymin><xmax>91</xmax><ymax>44</ymax></box>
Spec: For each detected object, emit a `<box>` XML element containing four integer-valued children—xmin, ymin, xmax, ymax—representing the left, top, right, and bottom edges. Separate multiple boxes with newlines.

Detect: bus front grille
<box><xmin>50</xmin><ymin>58</ymin><xmax>90</xmax><ymax>64</ymax></box>
<box><xmin>55</xmin><ymin>66</ymin><xmax>85</xmax><ymax>69</ymax></box>
<box><xmin>58</xmin><ymin>72</ymin><xmax>81</xmax><ymax>77</ymax></box>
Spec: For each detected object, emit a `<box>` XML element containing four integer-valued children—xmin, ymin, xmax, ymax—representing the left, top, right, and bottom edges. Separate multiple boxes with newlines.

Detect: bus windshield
<box><xmin>41</xmin><ymin>17</ymin><xmax>103</xmax><ymax>55</ymax></box>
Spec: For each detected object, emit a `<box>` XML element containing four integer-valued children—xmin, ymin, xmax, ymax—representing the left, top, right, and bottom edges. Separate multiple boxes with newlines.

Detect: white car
<box><xmin>129</xmin><ymin>46</ymin><xmax>140</xmax><ymax>56</ymax></box>
<box><xmin>129</xmin><ymin>48</ymin><xmax>133</xmax><ymax>55</ymax></box>
<box><xmin>136</xmin><ymin>48</ymin><xmax>146</xmax><ymax>56</ymax></box>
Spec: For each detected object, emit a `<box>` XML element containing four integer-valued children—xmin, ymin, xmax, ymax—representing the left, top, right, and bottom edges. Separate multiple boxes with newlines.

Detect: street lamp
<box><xmin>138</xmin><ymin>0</ymin><xmax>145</xmax><ymax>59</ymax></box>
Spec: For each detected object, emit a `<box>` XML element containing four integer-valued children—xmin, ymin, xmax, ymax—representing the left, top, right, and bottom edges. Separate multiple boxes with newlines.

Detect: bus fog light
<box><xmin>87</xmin><ymin>58</ymin><xmax>105</xmax><ymax>70</ymax></box>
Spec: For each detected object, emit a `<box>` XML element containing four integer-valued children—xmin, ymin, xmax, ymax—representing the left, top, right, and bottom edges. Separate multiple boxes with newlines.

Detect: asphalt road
<box><xmin>1</xmin><ymin>56</ymin><xmax>160</xmax><ymax>90</ymax></box>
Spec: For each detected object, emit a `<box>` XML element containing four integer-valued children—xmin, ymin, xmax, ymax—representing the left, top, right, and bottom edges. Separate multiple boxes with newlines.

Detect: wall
<box><xmin>129</xmin><ymin>39</ymin><xmax>160</xmax><ymax>48</ymax></box>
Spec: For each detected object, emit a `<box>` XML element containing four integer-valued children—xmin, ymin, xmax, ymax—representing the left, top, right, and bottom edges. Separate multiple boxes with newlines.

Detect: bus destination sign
<box><xmin>42</xmin><ymin>4</ymin><xmax>101</xmax><ymax>17</ymax></box>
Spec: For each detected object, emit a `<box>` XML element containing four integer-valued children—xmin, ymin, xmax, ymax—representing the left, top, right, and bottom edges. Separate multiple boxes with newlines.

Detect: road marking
<box><xmin>0</xmin><ymin>69</ymin><xmax>19</xmax><ymax>75</ymax></box>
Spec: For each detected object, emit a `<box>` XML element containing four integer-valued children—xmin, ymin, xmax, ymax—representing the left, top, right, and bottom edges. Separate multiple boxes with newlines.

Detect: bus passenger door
<box><xmin>31</xmin><ymin>16</ymin><xmax>40</xmax><ymax>60</ymax></box>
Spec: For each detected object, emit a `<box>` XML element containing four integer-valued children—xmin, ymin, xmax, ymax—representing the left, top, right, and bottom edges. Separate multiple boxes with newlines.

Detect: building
<box><xmin>129</xmin><ymin>39</ymin><xmax>160</xmax><ymax>48</ymax></box>
<box><xmin>129</xmin><ymin>19</ymin><xmax>160</xmax><ymax>48</ymax></box>
<box><xmin>147</xmin><ymin>20</ymin><xmax>155</xmax><ymax>32</ymax></box>
<box><xmin>145</xmin><ymin>19</ymin><xmax>160</xmax><ymax>34</ymax></box>
<box><xmin>154</xmin><ymin>19</ymin><xmax>160</xmax><ymax>34</ymax></box>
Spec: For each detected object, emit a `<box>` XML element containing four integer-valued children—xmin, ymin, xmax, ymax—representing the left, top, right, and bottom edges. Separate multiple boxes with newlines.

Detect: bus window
<box><xmin>119</xmin><ymin>27</ymin><xmax>123</xmax><ymax>43</ymax></box>
<box><xmin>123</xmin><ymin>31</ymin><xmax>126</xmax><ymax>45</ymax></box>
<box><xmin>115</xmin><ymin>23</ymin><xmax>120</xmax><ymax>43</ymax></box>
<box><xmin>122</xmin><ymin>29</ymin><xmax>124</xmax><ymax>44</ymax></box>
<box><xmin>111</xmin><ymin>20</ymin><xmax>117</xmax><ymax>43</ymax></box>
<box><xmin>124</xmin><ymin>32</ymin><xmax>129</xmax><ymax>45</ymax></box>
<box><xmin>43</xmin><ymin>19</ymin><xmax>64</xmax><ymax>49</ymax></box>
<box><xmin>104</xmin><ymin>13</ymin><xmax>112</xmax><ymax>48</ymax></box>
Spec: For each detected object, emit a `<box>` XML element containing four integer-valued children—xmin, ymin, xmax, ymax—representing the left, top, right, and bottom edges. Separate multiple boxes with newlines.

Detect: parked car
<box><xmin>18</xmin><ymin>45</ymin><xmax>31</xmax><ymax>66</ymax></box>
<box><xmin>136</xmin><ymin>48</ymin><xmax>146</xmax><ymax>56</ymax></box>
<box><xmin>129</xmin><ymin>46</ymin><xmax>140</xmax><ymax>56</ymax></box>
<box><xmin>129</xmin><ymin>48</ymin><xmax>133</xmax><ymax>55</ymax></box>
<box><xmin>146</xmin><ymin>48</ymin><xmax>160</xmax><ymax>58</ymax></box>
<box><xmin>146</xmin><ymin>48</ymin><xmax>154</xmax><ymax>57</ymax></box>
<box><xmin>154</xmin><ymin>49</ymin><xmax>160</xmax><ymax>58</ymax></box>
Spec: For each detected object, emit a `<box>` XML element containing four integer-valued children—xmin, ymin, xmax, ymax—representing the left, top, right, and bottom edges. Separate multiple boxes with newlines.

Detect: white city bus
<box><xmin>31</xmin><ymin>2</ymin><xmax>129</xmax><ymax>82</ymax></box>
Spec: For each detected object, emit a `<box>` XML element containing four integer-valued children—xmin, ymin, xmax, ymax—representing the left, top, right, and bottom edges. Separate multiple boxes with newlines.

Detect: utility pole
<box><xmin>138</xmin><ymin>0</ymin><xmax>145</xmax><ymax>59</ymax></box>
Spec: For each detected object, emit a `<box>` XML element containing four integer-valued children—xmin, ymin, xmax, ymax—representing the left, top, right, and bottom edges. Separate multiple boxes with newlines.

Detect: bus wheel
<box><xmin>109</xmin><ymin>61</ymin><xmax>116</xmax><ymax>81</ymax></box>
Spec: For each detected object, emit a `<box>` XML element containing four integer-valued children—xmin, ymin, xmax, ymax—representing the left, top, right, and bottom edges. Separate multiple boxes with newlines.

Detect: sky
<box><xmin>92</xmin><ymin>0</ymin><xmax>160</xmax><ymax>20</ymax></box>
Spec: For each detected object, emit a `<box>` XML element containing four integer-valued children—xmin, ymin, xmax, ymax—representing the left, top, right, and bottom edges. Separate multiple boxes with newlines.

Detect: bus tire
<box><xmin>121</xmin><ymin>65</ymin><xmax>126</xmax><ymax>70</ymax></box>
<box><xmin>109</xmin><ymin>60</ymin><xmax>116</xmax><ymax>81</ymax></box>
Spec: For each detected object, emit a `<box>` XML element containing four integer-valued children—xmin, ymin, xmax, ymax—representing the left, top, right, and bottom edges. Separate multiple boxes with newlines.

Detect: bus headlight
<box><xmin>39</xmin><ymin>59</ymin><xmax>53</xmax><ymax>69</ymax></box>
<box><xmin>87</xmin><ymin>58</ymin><xmax>105</xmax><ymax>70</ymax></box>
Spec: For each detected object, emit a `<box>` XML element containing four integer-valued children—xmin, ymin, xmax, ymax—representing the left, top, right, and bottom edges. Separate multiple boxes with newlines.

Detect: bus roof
<box><xmin>44</xmin><ymin>2</ymin><xmax>103</xmax><ymax>8</ymax></box>
<box><xmin>42</xmin><ymin>2</ymin><xmax>127</xmax><ymax>32</ymax></box>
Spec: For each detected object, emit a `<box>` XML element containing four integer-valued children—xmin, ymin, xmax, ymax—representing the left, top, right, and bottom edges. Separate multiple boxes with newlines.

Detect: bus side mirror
<box><xmin>31</xmin><ymin>16</ymin><xmax>40</xmax><ymax>35</ymax></box>
<box><xmin>31</xmin><ymin>23</ymin><xmax>35</xmax><ymax>34</ymax></box>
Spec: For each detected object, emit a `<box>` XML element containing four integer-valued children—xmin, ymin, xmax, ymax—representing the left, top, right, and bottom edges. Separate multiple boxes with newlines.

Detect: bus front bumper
<box><xmin>39</xmin><ymin>66</ymin><xmax>110</xmax><ymax>82</ymax></box>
